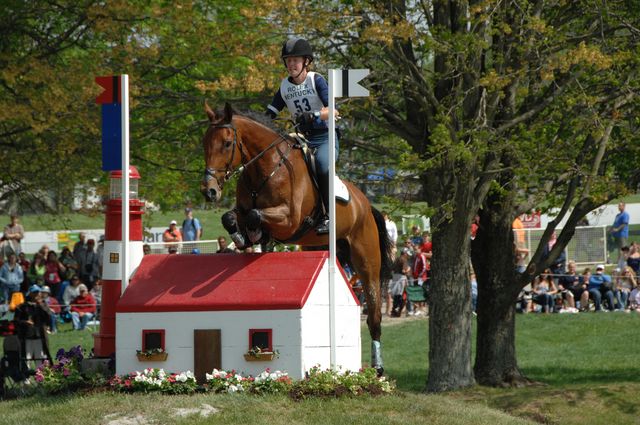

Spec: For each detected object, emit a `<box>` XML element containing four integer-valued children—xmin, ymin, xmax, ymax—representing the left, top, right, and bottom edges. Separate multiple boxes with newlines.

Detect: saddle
<box><xmin>289</xmin><ymin>133</ymin><xmax>350</xmax><ymax>203</ymax></box>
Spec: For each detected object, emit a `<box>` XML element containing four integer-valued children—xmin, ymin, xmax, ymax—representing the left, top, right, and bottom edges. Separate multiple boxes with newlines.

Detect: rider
<box><xmin>266</xmin><ymin>37</ymin><xmax>338</xmax><ymax>235</ymax></box>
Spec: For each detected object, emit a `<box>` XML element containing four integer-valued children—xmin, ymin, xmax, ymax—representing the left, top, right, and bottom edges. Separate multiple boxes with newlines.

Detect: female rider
<box><xmin>266</xmin><ymin>38</ymin><xmax>338</xmax><ymax>235</ymax></box>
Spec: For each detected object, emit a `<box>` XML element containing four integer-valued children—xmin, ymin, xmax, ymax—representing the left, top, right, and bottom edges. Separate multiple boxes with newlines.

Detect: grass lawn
<box><xmin>0</xmin><ymin>313</ymin><xmax>637</xmax><ymax>424</ymax></box>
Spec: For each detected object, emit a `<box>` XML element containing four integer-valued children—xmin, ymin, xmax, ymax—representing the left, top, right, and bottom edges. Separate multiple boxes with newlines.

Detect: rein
<box><xmin>205</xmin><ymin>121</ymin><xmax>298</xmax><ymax>206</ymax></box>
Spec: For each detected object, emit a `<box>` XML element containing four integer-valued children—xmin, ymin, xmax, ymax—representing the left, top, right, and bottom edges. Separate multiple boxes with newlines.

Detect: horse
<box><xmin>200</xmin><ymin>103</ymin><xmax>393</xmax><ymax>374</ymax></box>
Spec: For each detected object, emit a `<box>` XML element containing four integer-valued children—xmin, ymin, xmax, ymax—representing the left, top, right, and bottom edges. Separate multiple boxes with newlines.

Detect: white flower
<box><xmin>205</xmin><ymin>373</ymin><xmax>213</xmax><ymax>381</ymax></box>
<box><xmin>228</xmin><ymin>384</ymin><xmax>239</xmax><ymax>393</ymax></box>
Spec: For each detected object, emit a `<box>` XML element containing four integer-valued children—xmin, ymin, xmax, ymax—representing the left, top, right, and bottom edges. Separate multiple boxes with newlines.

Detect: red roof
<box><xmin>116</xmin><ymin>251</ymin><xmax>357</xmax><ymax>313</ymax></box>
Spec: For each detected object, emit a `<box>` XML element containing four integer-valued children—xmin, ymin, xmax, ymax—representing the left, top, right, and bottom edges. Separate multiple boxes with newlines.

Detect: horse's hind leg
<box><xmin>222</xmin><ymin>209</ymin><xmax>248</xmax><ymax>249</ymax></box>
<box><xmin>348</xmin><ymin>235</ymin><xmax>384</xmax><ymax>375</ymax></box>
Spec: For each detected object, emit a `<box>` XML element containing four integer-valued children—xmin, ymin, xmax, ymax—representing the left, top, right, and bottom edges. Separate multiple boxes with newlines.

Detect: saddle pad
<box><xmin>335</xmin><ymin>176</ymin><xmax>350</xmax><ymax>202</ymax></box>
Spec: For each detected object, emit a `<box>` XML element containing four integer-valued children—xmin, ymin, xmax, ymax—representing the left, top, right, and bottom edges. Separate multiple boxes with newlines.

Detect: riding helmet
<box><xmin>281</xmin><ymin>38</ymin><xmax>314</xmax><ymax>62</ymax></box>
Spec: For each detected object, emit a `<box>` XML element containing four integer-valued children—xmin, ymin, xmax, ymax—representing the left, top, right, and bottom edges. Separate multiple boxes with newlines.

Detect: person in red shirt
<box><xmin>162</xmin><ymin>220</ymin><xmax>182</xmax><ymax>254</ymax></box>
<box><xmin>412</xmin><ymin>245</ymin><xmax>429</xmax><ymax>316</ymax></box>
<box><xmin>70</xmin><ymin>284</ymin><xmax>97</xmax><ymax>330</ymax></box>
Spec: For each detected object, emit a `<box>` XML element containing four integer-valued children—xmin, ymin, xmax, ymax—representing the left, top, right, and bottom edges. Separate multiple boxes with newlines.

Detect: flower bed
<box><xmin>31</xmin><ymin>345</ymin><xmax>394</xmax><ymax>399</ymax></box>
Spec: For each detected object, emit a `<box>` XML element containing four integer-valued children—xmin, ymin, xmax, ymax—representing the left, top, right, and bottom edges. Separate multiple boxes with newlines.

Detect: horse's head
<box><xmin>201</xmin><ymin>102</ymin><xmax>239</xmax><ymax>203</ymax></box>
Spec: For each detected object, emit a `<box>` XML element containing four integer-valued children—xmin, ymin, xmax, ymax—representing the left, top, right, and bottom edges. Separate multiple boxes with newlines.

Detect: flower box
<box><xmin>243</xmin><ymin>352</ymin><xmax>276</xmax><ymax>361</ymax></box>
<box><xmin>136</xmin><ymin>352</ymin><xmax>168</xmax><ymax>362</ymax></box>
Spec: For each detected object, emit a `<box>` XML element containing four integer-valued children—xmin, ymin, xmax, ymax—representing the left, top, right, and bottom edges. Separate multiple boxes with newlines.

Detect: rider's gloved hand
<box><xmin>295</xmin><ymin>112</ymin><xmax>316</xmax><ymax>126</ymax></box>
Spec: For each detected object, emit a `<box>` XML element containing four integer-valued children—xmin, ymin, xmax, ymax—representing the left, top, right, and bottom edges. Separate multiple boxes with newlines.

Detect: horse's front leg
<box><xmin>221</xmin><ymin>209</ymin><xmax>249</xmax><ymax>250</ymax></box>
<box><xmin>245</xmin><ymin>205</ymin><xmax>291</xmax><ymax>244</ymax></box>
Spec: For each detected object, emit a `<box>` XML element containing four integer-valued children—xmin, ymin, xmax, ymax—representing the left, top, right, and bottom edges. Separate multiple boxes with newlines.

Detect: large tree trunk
<box><xmin>471</xmin><ymin>194</ymin><xmax>529</xmax><ymax>386</ymax></box>
<box><xmin>426</xmin><ymin>210</ymin><xmax>476</xmax><ymax>392</ymax></box>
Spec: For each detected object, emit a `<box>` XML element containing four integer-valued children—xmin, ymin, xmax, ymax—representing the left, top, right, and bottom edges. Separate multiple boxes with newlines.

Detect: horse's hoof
<box><xmin>376</xmin><ymin>367</ymin><xmax>384</xmax><ymax>377</ymax></box>
<box><xmin>247</xmin><ymin>229</ymin><xmax>262</xmax><ymax>244</ymax></box>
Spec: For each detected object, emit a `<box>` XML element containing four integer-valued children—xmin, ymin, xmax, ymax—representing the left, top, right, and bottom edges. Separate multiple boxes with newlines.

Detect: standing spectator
<box><xmin>27</xmin><ymin>253</ymin><xmax>46</xmax><ymax>285</ymax></box>
<box><xmin>409</xmin><ymin>225</ymin><xmax>423</xmax><ymax>247</ymax></box>
<box><xmin>143</xmin><ymin>244</ymin><xmax>152</xmax><ymax>255</ymax></box>
<box><xmin>382</xmin><ymin>212</ymin><xmax>398</xmax><ymax>248</ymax></box>
<box><xmin>512</xmin><ymin>216</ymin><xmax>525</xmax><ymax>248</ymax></box>
<box><xmin>70</xmin><ymin>284</ymin><xmax>97</xmax><ymax>330</ymax></box>
<box><xmin>181</xmin><ymin>208</ymin><xmax>202</xmax><ymax>242</ymax></box>
<box><xmin>96</xmin><ymin>235</ymin><xmax>105</xmax><ymax>279</ymax></box>
<box><xmin>40</xmin><ymin>286</ymin><xmax>60</xmax><ymax>334</ymax></box>
<box><xmin>14</xmin><ymin>285</ymin><xmax>52</xmax><ymax>365</ymax></box>
<box><xmin>470</xmin><ymin>214</ymin><xmax>480</xmax><ymax>240</ymax></box>
<box><xmin>59</xmin><ymin>246</ymin><xmax>79</xmax><ymax>282</ymax></box>
<box><xmin>0</xmin><ymin>253</ymin><xmax>24</xmax><ymax>304</ymax></box>
<box><xmin>2</xmin><ymin>214</ymin><xmax>24</xmax><ymax>258</ymax></box>
<box><xmin>216</xmin><ymin>236</ymin><xmax>235</xmax><ymax>253</ymax></box>
<box><xmin>389</xmin><ymin>248</ymin><xmax>411</xmax><ymax>317</ymax></box>
<box><xmin>72</xmin><ymin>232</ymin><xmax>88</xmax><ymax>265</ymax></box>
<box><xmin>412</xmin><ymin>245</ymin><xmax>429</xmax><ymax>316</ymax></box>
<box><xmin>39</xmin><ymin>244</ymin><xmax>50</xmax><ymax>260</ymax></box>
<box><xmin>90</xmin><ymin>279</ymin><xmax>103</xmax><ymax>319</ymax></box>
<box><xmin>541</xmin><ymin>231</ymin><xmax>566</xmax><ymax>282</ymax></box>
<box><xmin>163</xmin><ymin>220</ymin><xmax>182</xmax><ymax>254</ymax></box>
<box><xmin>470</xmin><ymin>272</ymin><xmax>478</xmax><ymax>313</ymax></box>
<box><xmin>588</xmin><ymin>264</ymin><xmax>615</xmax><ymax>312</ymax></box>
<box><xmin>610</xmin><ymin>202</ymin><xmax>629</xmax><ymax>264</ymax></box>
<box><xmin>44</xmin><ymin>251</ymin><xmax>66</xmax><ymax>299</ymax></box>
<box><xmin>79</xmin><ymin>239</ymin><xmax>100</xmax><ymax>290</ymax></box>
<box><xmin>18</xmin><ymin>252</ymin><xmax>30</xmax><ymax>292</ymax></box>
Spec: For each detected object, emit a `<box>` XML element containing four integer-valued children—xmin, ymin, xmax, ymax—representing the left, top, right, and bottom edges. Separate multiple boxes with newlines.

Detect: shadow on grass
<box><xmin>521</xmin><ymin>366</ymin><xmax>640</xmax><ymax>386</ymax></box>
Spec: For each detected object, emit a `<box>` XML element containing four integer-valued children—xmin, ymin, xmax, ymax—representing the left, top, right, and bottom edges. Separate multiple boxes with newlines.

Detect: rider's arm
<box><xmin>313</xmin><ymin>74</ymin><xmax>338</xmax><ymax>120</ymax></box>
<box><xmin>266</xmin><ymin>90</ymin><xmax>286</xmax><ymax>119</ymax></box>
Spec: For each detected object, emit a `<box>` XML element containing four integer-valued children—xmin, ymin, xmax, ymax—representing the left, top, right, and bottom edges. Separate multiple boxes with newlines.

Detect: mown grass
<box><xmin>3</xmin><ymin>312</ymin><xmax>632</xmax><ymax>424</ymax></box>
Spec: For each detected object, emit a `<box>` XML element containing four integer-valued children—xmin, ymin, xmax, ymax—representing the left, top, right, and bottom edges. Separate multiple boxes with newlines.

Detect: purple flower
<box><xmin>56</xmin><ymin>348</ymin><xmax>66</xmax><ymax>360</ymax></box>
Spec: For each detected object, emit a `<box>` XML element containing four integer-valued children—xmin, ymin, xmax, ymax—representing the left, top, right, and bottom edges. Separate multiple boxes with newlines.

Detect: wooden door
<box><xmin>194</xmin><ymin>329</ymin><xmax>221</xmax><ymax>383</ymax></box>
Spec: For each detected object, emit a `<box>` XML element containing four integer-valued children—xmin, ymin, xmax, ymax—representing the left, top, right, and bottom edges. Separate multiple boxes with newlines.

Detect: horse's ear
<box><xmin>223</xmin><ymin>102</ymin><xmax>234</xmax><ymax>124</ymax></box>
<box><xmin>204</xmin><ymin>100</ymin><xmax>216</xmax><ymax>123</ymax></box>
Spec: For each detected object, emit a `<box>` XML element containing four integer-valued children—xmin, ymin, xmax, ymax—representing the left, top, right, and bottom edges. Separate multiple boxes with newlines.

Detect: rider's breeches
<box><xmin>306</xmin><ymin>131</ymin><xmax>339</xmax><ymax>210</ymax></box>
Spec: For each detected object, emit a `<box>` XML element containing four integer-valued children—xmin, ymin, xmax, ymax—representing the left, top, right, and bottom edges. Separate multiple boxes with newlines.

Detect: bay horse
<box><xmin>200</xmin><ymin>103</ymin><xmax>393</xmax><ymax>374</ymax></box>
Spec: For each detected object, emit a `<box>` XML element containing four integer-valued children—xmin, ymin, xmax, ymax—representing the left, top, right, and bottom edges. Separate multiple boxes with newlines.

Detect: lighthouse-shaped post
<box><xmin>93</xmin><ymin>166</ymin><xmax>145</xmax><ymax>357</ymax></box>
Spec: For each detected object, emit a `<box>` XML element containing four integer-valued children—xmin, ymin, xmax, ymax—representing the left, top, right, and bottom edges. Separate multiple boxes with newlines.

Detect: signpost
<box><xmin>328</xmin><ymin>69</ymin><xmax>369</xmax><ymax>368</ymax></box>
<box><xmin>96</xmin><ymin>74</ymin><xmax>130</xmax><ymax>294</ymax></box>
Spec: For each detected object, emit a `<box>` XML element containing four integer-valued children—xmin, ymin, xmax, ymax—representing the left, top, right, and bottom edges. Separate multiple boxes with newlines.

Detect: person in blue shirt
<box><xmin>0</xmin><ymin>253</ymin><xmax>24</xmax><ymax>303</ymax></box>
<box><xmin>588</xmin><ymin>264</ymin><xmax>616</xmax><ymax>312</ymax></box>
<box><xmin>266</xmin><ymin>38</ymin><xmax>339</xmax><ymax>235</ymax></box>
<box><xmin>611</xmin><ymin>202</ymin><xmax>630</xmax><ymax>263</ymax></box>
<box><xmin>181</xmin><ymin>208</ymin><xmax>202</xmax><ymax>242</ymax></box>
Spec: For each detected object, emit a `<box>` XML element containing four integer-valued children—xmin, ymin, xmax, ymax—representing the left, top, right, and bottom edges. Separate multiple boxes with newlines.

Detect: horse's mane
<box><xmin>234</xmin><ymin>110</ymin><xmax>287</xmax><ymax>135</ymax></box>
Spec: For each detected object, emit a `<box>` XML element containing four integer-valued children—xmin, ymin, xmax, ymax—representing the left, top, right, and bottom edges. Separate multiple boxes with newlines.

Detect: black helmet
<box><xmin>281</xmin><ymin>38</ymin><xmax>314</xmax><ymax>62</ymax></box>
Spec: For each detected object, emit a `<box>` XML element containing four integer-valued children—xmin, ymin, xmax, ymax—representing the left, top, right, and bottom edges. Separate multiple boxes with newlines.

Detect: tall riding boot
<box><xmin>315</xmin><ymin>172</ymin><xmax>330</xmax><ymax>234</ymax></box>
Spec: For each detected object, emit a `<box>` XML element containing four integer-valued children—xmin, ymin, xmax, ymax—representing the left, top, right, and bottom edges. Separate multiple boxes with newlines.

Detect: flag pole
<box><xmin>328</xmin><ymin>69</ymin><xmax>338</xmax><ymax>370</ymax></box>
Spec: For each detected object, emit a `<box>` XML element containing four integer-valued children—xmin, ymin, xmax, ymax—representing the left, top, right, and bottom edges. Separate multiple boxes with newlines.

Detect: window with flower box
<box><xmin>248</xmin><ymin>329</ymin><xmax>272</xmax><ymax>352</ymax></box>
<box><xmin>142</xmin><ymin>329</ymin><xmax>165</xmax><ymax>352</ymax></box>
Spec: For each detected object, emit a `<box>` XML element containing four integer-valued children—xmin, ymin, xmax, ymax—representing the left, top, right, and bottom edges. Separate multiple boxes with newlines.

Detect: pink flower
<box><xmin>35</xmin><ymin>373</ymin><xmax>44</xmax><ymax>383</ymax></box>
<box><xmin>63</xmin><ymin>368</ymin><xmax>70</xmax><ymax>377</ymax></box>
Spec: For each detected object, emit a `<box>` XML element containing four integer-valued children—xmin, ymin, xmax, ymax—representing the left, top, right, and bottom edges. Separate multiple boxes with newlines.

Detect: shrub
<box><xmin>205</xmin><ymin>369</ymin><xmax>248</xmax><ymax>393</ymax></box>
<box><xmin>109</xmin><ymin>368</ymin><xmax>198</xmax><ymax>395</ymax></box>
<box><xmin>34</xmin><ymin>346</ymin><xmax>86</xmax><ymax>394</ymax></box>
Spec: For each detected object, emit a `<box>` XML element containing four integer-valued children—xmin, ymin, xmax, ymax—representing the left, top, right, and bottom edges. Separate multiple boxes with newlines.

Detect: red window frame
<box><xmin>248</xmin><ymin>328</ymin><xmax>272</xmax><ymax>352</ymax></box>
<box><xmin>142</xmin><ymin>329</ymin><xmax>165</xmax><ymax>351</ymax></box>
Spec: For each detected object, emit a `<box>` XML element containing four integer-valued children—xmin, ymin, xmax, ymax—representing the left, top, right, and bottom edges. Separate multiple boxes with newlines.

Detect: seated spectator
<box><xmin>627</xmin><ymin>242</ymin><xmax>640</xmax><ymax>277</ymax></box>
<box><xmin>62</xmin><ymin>275</ymin><xmax>82</xmax><ymax>313</ymax></box>
<box><xmin>14</xmin><ymin>285</ymin><xmax>52</xmax><ymax>365</ymax></box>
<box><xmin>90</xmin><ymin>279</ymin><xmax>102</xmax><ymax>319</ymax></box>
<box><xmin>27</xmin><ymin>253</ymin><xmax>45</xmax><ymax>285</ymax></box>
<box><xmin>143</xmin><ymin>243</ymin><xmax>152</xmax><ymax>255</ymax></box>
<box><xmin>0</xmin><ymin>253</ymin><xmax>24</xmax><ymax>305</ymax></box>
<box><xmin>40</xmin><ymin>286</ymin><xmax>60</xmax><ymax>334</ymax></box>
<box><xmin>579</xmin><ymin>268</ymin><xmax>592</xmax><ymax>311</ymax></box>
<box><xmin>588</xmin><ymin>264</ymin><xmax>615</xmax><ymax>312</ymax></box>
<box><xmin>629</xmin><ymin>284</ymin><xmax>640</xmax><ymax>312</ymax></box>
<box><xmin>216</xmin><ymin>236</ymin><xmax>235</xmax><ymax>254</ymax></box>
<box><xmin>532</xmin><ymin>270</ymin><xmax>558</xmax><ymax>313</ymax></box>
<box><xmin>615</xmin><ymin>266</ymin><xmax>637</xmax><ymax>311</ymax></box>
<box><xmin>557</xmin><ymin>261</ymin><xmax>587</xmax><ymax>310</ymax></box>
<box><xmin>70</xmin><ymin>284</ymin><xmax>97</xmax><ymax>330</ymax></box>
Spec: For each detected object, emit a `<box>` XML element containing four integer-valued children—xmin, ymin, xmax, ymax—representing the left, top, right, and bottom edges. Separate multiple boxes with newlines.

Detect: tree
<box><xmin>266</xmin><ymin>0</ymin><xmax>640</xmax><ymax>392</ymax></box>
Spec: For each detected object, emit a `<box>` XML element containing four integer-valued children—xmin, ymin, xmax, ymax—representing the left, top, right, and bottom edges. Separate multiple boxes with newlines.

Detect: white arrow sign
<box><xmin>330</xmin><ymin>69</ymin><xmax>370</xmax><ymax>98</ymax></box>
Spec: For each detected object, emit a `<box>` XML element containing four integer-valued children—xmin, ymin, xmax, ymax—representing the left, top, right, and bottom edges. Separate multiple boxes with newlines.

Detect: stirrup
<box><xmin>315</xmin><ymin>218</ymin><xmax>329</xmax><ymax>235</ymax></box>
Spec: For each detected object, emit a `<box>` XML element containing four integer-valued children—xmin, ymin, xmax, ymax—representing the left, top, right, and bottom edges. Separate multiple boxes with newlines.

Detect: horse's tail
<box><xmin>371</xmin><ymin>207</ymin><xmax>393</xmax><ymax>281</ymax></box>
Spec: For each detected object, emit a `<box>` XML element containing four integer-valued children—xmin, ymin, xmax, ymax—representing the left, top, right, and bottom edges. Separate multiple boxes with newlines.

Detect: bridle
<box><xmin>204</xmin><ymin>120</ymin><xmax>297</xmax><ymax>203</ymax></box>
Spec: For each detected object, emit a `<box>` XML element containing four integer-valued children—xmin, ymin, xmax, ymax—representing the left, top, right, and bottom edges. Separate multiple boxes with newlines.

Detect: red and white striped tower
<box><xmin>93</xmin><ymin>166</ymin><xmax>145</xmax><ymax>357</ymax></box>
